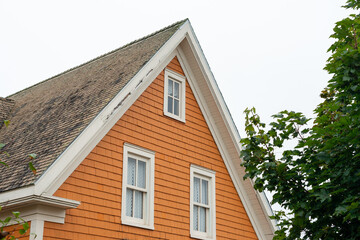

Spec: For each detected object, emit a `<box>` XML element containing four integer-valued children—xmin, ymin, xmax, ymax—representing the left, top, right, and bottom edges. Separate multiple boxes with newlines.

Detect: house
<box><xmin>0</xmin><ymin>19</ymin><xmax>275</xmax><ymax>239</ymax></box>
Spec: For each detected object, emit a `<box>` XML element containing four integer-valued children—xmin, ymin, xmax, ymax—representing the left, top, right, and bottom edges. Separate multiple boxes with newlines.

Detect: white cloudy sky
<box><xmin>0</xmin><ymin>0</ymin><xmax>351</xmax><ymax>138</ymax></box>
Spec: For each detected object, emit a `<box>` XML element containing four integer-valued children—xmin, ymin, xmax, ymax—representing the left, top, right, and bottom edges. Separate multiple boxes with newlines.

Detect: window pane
<box><xmin>126</xmin><ymin>188</ymin><xmax>133</xmax><ymax>217</ymax></box>
<box><xmin>200</xmin><ymin>207</ymin><xmax>206</xmax><ymax>232</ymax></box>
<box><xmin>127</xmin><ymin>157</ymin><xmax>136</xmax><ymax>186</ymax></box>
<box><xmin>174</xmin><ymin>99</ymin><xmax>179</xmax><ymax>116</ymax></box>
<box><xmin>134</xmin><ymin>190</ymin><xmax>143</xmax><ymax>219</ymax></box>
<box><xmin>194</xmin><ymin>177</ymin><xmax>200</xmax><ymax>203</ymax></box>
<box><xmin>201</xmin><ymin>180</ymin><xmax>208</xmax><ymax>205</ymax></box>
<box><xmin>193</xmin><ymin>205</ymin><xmax>199</xmax><ymax>231</ymax></box>
<box><xmin>138</xmin><ymin>160</ymin><xmax>146</xmax><ymax>188</ymax></box>
<box><xmin>168</xmin><ymin>97</ymin><xmax>173</xmax><ymax>114</ymax></box>
<box><xmin>174</xmin><ymin>82</ymin><xmax>179</xmax><ymax>98</ymax></box>
<box><xmin>168</xmin><ymin>79</ymin><xmax>173</xmax><ymax>96</ymax></box>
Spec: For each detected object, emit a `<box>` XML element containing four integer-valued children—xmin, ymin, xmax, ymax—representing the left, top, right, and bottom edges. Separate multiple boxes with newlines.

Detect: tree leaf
<box><xmin>12</xmin><ymin>212</ymin><xmax>20</xmax><ymax>218</ymax></box>
<box><xmin>3</xmin><ymin>120</ymin><xmax>9</xmax><ymax>127</ymax></box>
<box><xmin>28</xmin><ymin>162</ymin><xmax>36</xmax><ymax>175</ymax></box>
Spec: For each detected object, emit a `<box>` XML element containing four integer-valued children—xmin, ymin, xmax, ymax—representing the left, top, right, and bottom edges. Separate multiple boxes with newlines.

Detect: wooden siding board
<box><xmin>44</xmin><ymin>57</ymin><xmax>257</xmax><ymax>239</ymax></box>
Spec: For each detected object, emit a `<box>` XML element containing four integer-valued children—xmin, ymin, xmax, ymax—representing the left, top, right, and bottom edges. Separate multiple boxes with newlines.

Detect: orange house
<box><xmin>0</xmin><ymin>20</ymin><xmax>275</xmax><ymax>239</ymax></box>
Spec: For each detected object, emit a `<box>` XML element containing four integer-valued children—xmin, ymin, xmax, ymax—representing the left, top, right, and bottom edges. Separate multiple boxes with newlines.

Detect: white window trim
<box><xmin>121</xmin><ymin>143</ymin><xmax>155</xmax><ymax>230</ymax></box>
<box><xmin>190</xmin><ymin>165</ymin><xmax>216</xmax><ymax>240</ymax></box>
<box><xmin>163</xmin><ymin>68</ymin><xmax>186</xmax><ymax>122</ymax></box>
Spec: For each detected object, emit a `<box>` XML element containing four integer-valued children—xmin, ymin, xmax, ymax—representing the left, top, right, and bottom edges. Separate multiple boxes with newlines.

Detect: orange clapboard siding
<box><xmin>44</xmin><ymin>56</ymin><xmax>257</xmax><ymax>239</ymax></box>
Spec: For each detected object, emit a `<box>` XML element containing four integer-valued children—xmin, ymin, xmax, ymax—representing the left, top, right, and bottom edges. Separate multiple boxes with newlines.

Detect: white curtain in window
<box><xmin>134</xmin><ymin>190</ymin><xmax>143</xmax><ymax>219</ymax></box>
<box><xmin>138</xmin><ymin>161</ymin><xmax>146</xmax><ymax>188</ymax></box>
<box><xmin>128</xmin><ymin>157</ymin><xmax>136</xmax><ymax>186</ymax></box>
<box><xmin>202</xmin><ymin>180</ymin><xmax>208</xmax><ymax>205</ymax></box>
<box><xmin>200</xmin><ymin>207</ymin><xmax>206</xmax><ymax>232</ymax></box>
<box><xmin>126</xmin><ymin>188</ymin><xmax>133</xmax><ymax>217</ymax></box>
<box><xmin>194</xmin><ymin>205</ymin><xmax>199</xmax><ymax>230</ymax></box>
<box><xmin>194</xmin><ymin>177</ymin><xmax>200</xmax><ymax>203</ymax></box>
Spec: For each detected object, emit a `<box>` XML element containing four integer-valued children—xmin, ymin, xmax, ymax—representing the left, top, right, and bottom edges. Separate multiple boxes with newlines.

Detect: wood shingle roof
<box><xmin>0</xmin><ymin>20</ymin><xmax>187</xmax><ymax>192</ymax></box>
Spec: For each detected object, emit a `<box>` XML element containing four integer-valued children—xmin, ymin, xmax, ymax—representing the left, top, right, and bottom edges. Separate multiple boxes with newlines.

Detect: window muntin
<box><xmin>121</xmin><ymin>143</ymin><xmax>155</xmax><ymax>230</ymax></box>
<box><xmin>164</xmin><ymin>69</ymin><xmax>186</xmax><ymax>122</ymax></box>
<box><xmin>190</xmin><ymin>165</ymin><xmax>216</xmax><ymax>240</ymax></box>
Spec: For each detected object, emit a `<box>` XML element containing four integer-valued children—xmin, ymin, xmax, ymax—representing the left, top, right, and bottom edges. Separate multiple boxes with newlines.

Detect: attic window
<box><xmin>163</xmin><ymin>69</ymin><xmax>186</xmax><ymax>122</ymax></box>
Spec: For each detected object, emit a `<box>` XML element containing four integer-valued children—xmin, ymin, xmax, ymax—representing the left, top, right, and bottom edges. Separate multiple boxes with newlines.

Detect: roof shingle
<box><xmin>0</xmin><ymin>20</ymin><xmax>186</xmax><ymax>192</ymax></box>
<box><xmin>0</xmin><ymin>98</ymin><xmax>15</xmax><ymax>130</ymax></box>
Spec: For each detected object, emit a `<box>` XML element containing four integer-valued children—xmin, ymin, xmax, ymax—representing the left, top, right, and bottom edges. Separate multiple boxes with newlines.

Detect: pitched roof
<box><xmin>0</xmin><ymin>19</ymin><xmax>187</xmax><ymax>192</ymax></box>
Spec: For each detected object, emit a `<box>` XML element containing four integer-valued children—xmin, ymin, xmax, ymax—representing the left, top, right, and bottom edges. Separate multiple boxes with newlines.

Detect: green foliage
<box><xmin>0</xmin><ymin>211</ymin><xmax>30</xmax><ymax>240</ymax></box>
<box><xmin>240</xmin><ymin>1</ymin><xmax>360</xmax><ymax>239</ymax></box>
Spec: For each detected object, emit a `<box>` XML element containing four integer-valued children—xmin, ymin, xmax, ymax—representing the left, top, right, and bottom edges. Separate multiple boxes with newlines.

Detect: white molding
<box><xmin>0</xmin><ymin>196</ymin><xmax>79</xmax><ymax>240</ymax></box>
<box><xmin>121</xmin><ymin>143</ymin><xmax>155</xmax><ymax>230</ymax></box>
<box><xmin>0</xmin><ymin>195</ymin><xmax>80</xmax><ymax>224</ymax></box>
<box><xmin>163</xmin><ymin>68</ymin><xmax>186</xmax><ymax>122</ymax></box>
<box><xmin>123</xmin><ymin>142</ymin><xmax>155</xmax><ymax>156</ymax></box>
<box><xmin>0</xmin><ymin>195</ymin><xmax>80</xmax><ymax>210</ymax></box>
<box><xmin>0</xmin><ymin>185</ymin><xmax>35</xmax><ymax>203</ymax></box>
<box><xmin>190</xmin><ymin>164</ymin><xmax>216</xmax><ymax>175</ymax></box>
<box><xmin>190</xmin><ymin>165</ymin><xmax>216</xmax><ymax>240</ymax></box>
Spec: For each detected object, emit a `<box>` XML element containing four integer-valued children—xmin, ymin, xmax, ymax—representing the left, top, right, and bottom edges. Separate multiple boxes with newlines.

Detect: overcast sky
<box><xmin>0</xmin><ymin>0</ymin><xmax>351</xmax><ymax>138</ymax></box>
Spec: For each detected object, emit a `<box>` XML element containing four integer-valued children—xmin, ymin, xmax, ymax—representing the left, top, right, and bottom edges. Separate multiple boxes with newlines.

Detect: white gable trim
<box><xmin>34</xmin><ymin>26</ymin><xmax>187</xmax><ymax>196</ymax></box>
<box><xmin>176</xmin><ymin>43</ymin><xmax>275</xmax><ymax>239</ymax></box>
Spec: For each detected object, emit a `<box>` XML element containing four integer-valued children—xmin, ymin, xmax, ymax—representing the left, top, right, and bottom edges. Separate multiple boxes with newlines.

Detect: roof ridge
<box><xmin>7</xmin><ymin>19</ymin><xmax>188</xmax><ymax>98</ymax></box>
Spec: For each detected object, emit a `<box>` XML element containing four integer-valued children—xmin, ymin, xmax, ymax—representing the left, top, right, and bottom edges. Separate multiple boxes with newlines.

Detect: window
<box><xmin>164</xmin><ymin>68</ymin><xmax>186</xmax><ymax>122</ymax></box>
<box><xmin>190</xmin><ymin>165</ymin><xmax>216</xmax><ymax>240</ymax></box>
<box><xmin>121</xmin><ymin>143</ymin><xmax>155</xmax><ymax>229</ymax></box>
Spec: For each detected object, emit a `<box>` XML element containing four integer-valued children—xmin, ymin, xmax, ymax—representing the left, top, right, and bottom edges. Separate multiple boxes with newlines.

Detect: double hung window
<box><xmin>121</xmin><ymin>143</ymin><xmax>155</xmax><ymax>229</ymax></box>
<box><xmin>164</xmin><ymin>69</ymin><xmax>186</xmax><ymax>122</ymax></box>
<box><xmin>190</xmin><ymin>165</ymin><xmax>216</xmax><ymax>240</ymax></box>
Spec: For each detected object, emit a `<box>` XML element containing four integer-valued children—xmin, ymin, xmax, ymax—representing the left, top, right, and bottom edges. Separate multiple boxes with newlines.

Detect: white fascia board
<box><xmin>184</xmin><ymin>23</ymin><xmax>242</xmax><ymax>151</ymax></box>
<box><xmin>177</xmin><ymin>48</ymin><xmax>269</xmax><ymax>239</ymax></box>
<box><xmin>0</xmin><ymin>195</ymin><xmax>79</xmax><ymax>232</ymax></box>
<box><xmin>34</xmin><ymin>20</ymin><xmax>190</xmax><ymax>196</ymax></box>
<box><xmin>176</xmin><ymin>31</ymin><xmax>275</xmax><ymax>238</ymax></box>
<box><xmin>0</xmin><ymin>185</ymin><xmax>35</xmax><ymax>203</ymax></box>
<box><xmin>0</xmin><ymin>194</ymin><xmax>80</xmax><ymax>210</ymax></box>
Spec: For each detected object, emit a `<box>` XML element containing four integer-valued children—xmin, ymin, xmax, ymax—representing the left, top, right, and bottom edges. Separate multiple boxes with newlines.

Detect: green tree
<box><xmin>240</xmin><ymin>1</ymin><xmax>360</xmax><ymax>239</ymax></box>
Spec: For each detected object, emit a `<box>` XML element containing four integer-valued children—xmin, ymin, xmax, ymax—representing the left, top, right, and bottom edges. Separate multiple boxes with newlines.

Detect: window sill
<box><xmin>164</xmin><ymin>111</ymin><xmax>186</xmax><ymax>123</ymax></box>
<box><xmin>190</xmin><ymin>232</ymin><xmax>215</xmax><ymax>240</ymax></box>
<box><xmin>121</xmin><ymin>219</ymin><xmax>154</xmax><ymax>230</ymax></box>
